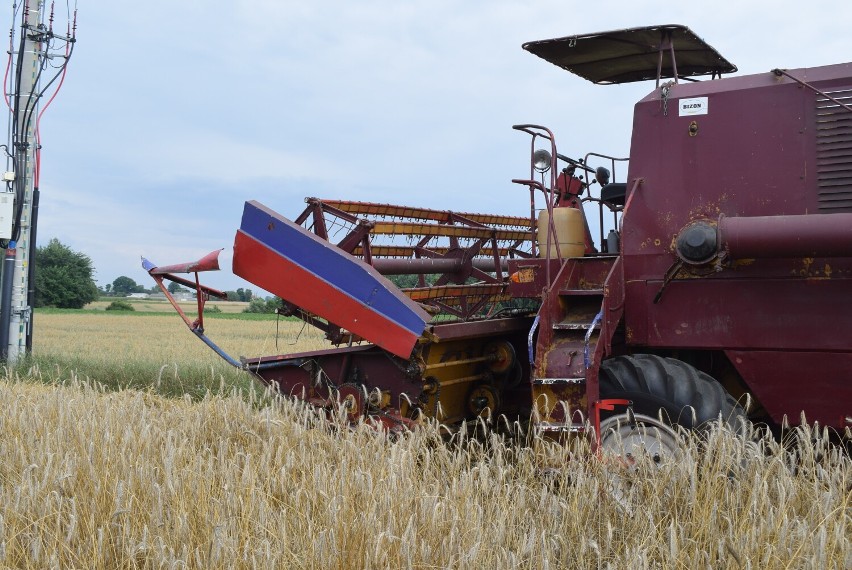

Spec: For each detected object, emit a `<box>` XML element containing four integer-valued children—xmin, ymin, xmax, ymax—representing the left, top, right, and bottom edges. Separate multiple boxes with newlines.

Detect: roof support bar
<box><xmin>656</xmin><ymin>29</ymin><xmax>679</xmax><ymax>88</ymax></box>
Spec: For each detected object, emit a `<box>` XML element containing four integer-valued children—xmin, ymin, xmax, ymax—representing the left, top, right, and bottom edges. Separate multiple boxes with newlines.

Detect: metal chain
<box><xmin>660</xmin><ymin>81</ymin><xmax>675</xmax><ymax>117</ymax></box>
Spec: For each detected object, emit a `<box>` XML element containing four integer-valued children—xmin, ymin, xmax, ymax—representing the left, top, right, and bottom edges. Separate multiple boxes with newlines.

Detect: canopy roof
<box><xmin>522</xmin><ymin>24</ymin><xmax>737</xmax><ymax>85</ymax></box>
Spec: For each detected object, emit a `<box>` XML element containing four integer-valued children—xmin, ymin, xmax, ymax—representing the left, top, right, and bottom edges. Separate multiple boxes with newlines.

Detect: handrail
<box><xmin>772</xmin><ymin>68</ymin><xmax>852</xmax><ymax>114</ymax></box>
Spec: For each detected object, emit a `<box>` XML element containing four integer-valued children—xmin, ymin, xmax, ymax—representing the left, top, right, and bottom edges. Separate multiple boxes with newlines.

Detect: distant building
<box><xmin>127</xmin><ymin>293</ymin><xmax>149</xmax><ymax>299</ymax></box>
<box><xmin>148</xmin><ymin>292</ymin><xmax>194</xmax><ymax>302</ymax></box>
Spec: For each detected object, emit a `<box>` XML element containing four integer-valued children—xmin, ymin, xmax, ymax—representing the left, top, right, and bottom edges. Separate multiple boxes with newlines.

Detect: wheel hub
<box><xmin>599</xmin><ymin>413</ymin><xmax>682</xmax><ymax>468</ymax></box>
<box><xmin>336</xmin><ymin>383</ymin><xmax>366</xmax><ymax>423</ymax></box>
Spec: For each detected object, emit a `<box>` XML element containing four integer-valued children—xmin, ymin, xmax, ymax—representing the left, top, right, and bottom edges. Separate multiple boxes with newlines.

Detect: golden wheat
<box><xmin>84</xmin><ymin>300</ymin><xmax>251</xmax><ymax>314</ymax></box>
<box><xmin>28</xmin><ymin>311</ymin><xmax>333</xmax><ymax>397</ymax></box>
<box><xmin>0</xmin><ymin>370</ymin><xmax>848</xmax><ymax>569</ymax></box>
<box><xmin>21</xmin><ymin>312</ymin><xmax>852</xmax><ymax>568</ymax></box>
<box><xmin>34</xmin><ymin>313</ymin><xmax>329</xmax><ymax>367</ymax></box>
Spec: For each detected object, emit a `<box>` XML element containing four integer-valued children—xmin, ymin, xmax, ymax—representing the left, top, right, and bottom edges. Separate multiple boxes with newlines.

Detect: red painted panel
<box><xmin>148</xmin><ymin>249</ymin><xmax>222</xmax><ymax>274</ymax></box>
<box><xmin>726</xmin><ymin>350</ymin><xmax>851</xmax><ymax>428</ymax></box>
<box><xmin>636</xmin><ymin>278</ymin><xmax>852</xmax><ymax>352</ymax></box>
<box><xmin>233</xmin><ymin>231</ymin><xmax>421</xmax><ymax>358</ymax></box>
<box><xmin>246</xmin><ymin>345</ymin><xmax>421</xmax><ymax>404</ymax></box>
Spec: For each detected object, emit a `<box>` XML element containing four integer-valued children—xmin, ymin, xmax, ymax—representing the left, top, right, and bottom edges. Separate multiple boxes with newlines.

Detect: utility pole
<box><xmin>0</xmin><ymin>0</ymin><xmax>75</xmax><ymax>363</ymax></box>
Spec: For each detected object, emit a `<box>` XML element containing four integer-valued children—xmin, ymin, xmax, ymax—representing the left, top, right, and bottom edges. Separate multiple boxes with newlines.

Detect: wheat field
<box><xmin>83</xmin><ymin>300</ymin><xmax>251</xmax><ymax>314</ymax></box>
<box><xmin>30</xmin><ymin>311</ymin><xmax>330</xmax><ymax>397</ymax></box>
<box><xmin>0</xmin><ymin>374</ymin><xmax>847</xmax><ymax>569</ymax></box>
<box><xmin>34</xmin><ymin>312</ymin><xmax>329</xmax><ymax>366</ymax></box>
<box><xmin>5</xmin><ymin>310</ymin><xmax>849</xmax><ymax>568</ymax></box>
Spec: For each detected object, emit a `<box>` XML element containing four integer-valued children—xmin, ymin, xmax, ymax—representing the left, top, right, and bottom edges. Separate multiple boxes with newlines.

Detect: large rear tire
<box><xmin>598</xmin><ymin>354</ymin><xmax>745</xmax><ymax>463</ymax></box>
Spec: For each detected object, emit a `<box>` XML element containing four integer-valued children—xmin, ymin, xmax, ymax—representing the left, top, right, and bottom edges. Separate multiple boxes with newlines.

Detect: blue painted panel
<box><xmin>238</xmin><ymin>201</ymin><xmax>430</xmax><ymax>337</ymax></box>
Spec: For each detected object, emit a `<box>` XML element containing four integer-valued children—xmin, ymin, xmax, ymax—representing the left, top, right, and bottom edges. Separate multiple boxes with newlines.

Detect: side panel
<box><xmin>725</xmin><ymin>350</ymin><xmax>851</xmax><ymax>427</ymax></box>
<box><xmin>632</xmin><ymin>279</ymin><xmax>852</xmax><ymax>352</ymax></box>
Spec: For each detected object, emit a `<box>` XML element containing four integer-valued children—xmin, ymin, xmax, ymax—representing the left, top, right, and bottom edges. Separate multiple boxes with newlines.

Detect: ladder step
<box><xmin>559</xmin><ymin>288</ymin><xmax>604</xmax><ymax>296</ymax></box>
<box><xmin>532</xmin><ymin>377</ymin><xmax>586</xmax><ymax>385</ymax></box>
<box><xmin>534</xmin><ymin>421</ymin><xmax>586</xmax><ymax>433</ymax></box>
<box><xmin>553</xmin><ymin>320</ymin><xmax>600</xmax><ymax>330</ymax></box>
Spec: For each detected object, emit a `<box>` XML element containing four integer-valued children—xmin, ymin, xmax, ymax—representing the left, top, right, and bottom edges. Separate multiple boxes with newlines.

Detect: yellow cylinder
<box><xmin>537</xmin><ymin>207</ymin><xmax>585</xmax><ymax>258</ymax></box>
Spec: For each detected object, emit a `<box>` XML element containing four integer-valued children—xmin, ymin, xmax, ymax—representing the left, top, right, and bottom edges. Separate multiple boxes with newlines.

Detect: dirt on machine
<box><xmin>144</xmin><ymin>25</ymin><xmax>852</xmax><ymax>454</ymax></box>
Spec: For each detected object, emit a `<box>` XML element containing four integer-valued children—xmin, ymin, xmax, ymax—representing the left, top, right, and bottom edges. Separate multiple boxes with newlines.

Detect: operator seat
<box><xmin>600</xmin><ymin>182</ymin><xmax>627</xmax><ymax>207</ymax></box>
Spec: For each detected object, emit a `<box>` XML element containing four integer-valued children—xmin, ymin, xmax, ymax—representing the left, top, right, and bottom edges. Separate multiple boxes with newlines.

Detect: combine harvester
<box><xmin>145</xmin><ymin>25</ymin><xmax>852</xmax><ymax>454</ymax></box>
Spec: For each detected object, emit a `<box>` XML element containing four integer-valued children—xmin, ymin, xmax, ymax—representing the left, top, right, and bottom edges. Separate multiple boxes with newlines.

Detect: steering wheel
<box><xmin>556</xmin><ymin>152</ymin><xmax>596</xmax><ymax>174</ymax></box>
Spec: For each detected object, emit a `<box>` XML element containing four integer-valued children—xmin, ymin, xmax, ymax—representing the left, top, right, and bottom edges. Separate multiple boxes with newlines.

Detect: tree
<box><xmin>112</xmin><ymin>275</ymin><xmax>143</xmax><ymax>296</ymax></box>
<box><xmin>243</xmin><ymin>298</ymin><xmax>269</xmax><ymax>313</ymax></box>
<box><xmin>242</xmin><ymin>296</ymin><xmax>284</xmax><ymax>314</ymax></box>
<box><xmin>223</xmin><ymin>288</ymin><xmax>253</xmax><ymax>302</ymax></box>
<box><xmin>105</xmin><ymin>300</ymin><xmax>134</xmax><ymax>311</ymax></box>
<box><xmin>266</xmin><ymin>296</ymin><xmax>284</xmax><ymax>313</ymax></box>
<box><xmin>34</xmin><ymin>238</ymin><xmax>99</xmax><ymax>309</ymax></box>
<box><xmin>167</xmin><ymin>281</ymin><xmax>186</xmax><ymax>294</ymax></box>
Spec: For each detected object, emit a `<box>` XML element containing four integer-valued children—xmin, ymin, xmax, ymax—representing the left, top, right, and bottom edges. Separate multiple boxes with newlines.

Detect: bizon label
<box><xmin>679</xmin><ymin>97</ymin><xmax>709</xmax><ymax>116</ymax></box>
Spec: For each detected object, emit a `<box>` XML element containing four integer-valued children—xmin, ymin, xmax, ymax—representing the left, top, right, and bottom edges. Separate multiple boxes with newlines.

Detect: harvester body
<box><xmin>621</xmin><ymin>62</ymin><xmax>852</xmax><ymax>428</ymax></box>
<box><xmin>146</xmin><ymin>25</ymin><xmax>852</xmax><ymax>436</ymax></box>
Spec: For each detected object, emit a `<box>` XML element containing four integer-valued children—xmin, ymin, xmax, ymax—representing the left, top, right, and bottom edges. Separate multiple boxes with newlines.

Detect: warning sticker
<box><xmin>679</xmin><ymin>97</ymin><xmax>709</xmax><ymax>116</ymax></box>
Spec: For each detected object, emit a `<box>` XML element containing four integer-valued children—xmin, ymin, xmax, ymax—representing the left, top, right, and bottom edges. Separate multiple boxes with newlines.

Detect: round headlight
<box><xmin>533</xmin><ymin>149</ymin><xmax>552</xmax><ymax>173</ymax></box>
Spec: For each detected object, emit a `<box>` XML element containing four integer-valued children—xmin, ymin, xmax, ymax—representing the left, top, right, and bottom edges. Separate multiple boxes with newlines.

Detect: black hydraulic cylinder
<box><xmin>0</xmin><ymin>244</ymin><xmax>16</xmax><ymax>360</ymax></box>
<box><xmin>25</xmin><ymin>188</ymin><xmax>38</xmax><ymax>353</ymax></box>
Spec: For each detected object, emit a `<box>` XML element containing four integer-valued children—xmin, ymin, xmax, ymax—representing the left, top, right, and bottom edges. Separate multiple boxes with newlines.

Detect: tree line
<box><xmin>104</xmin><ymin>275</ymin><xmax>255</xmax><ymax>303</ymax></box>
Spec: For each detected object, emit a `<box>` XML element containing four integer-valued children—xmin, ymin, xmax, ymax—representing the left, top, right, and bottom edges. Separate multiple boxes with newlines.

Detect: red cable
<box><xmin>2</xmin><ymin>38</ymin><xmax>11</xmax><ymax>111</ymax></box>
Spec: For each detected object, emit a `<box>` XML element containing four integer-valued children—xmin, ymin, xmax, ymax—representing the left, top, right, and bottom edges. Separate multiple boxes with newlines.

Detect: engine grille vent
<box><xmin>816</xmin><ymin>88</ymin><xmax>852</xmax><ymax>212</ymax></box>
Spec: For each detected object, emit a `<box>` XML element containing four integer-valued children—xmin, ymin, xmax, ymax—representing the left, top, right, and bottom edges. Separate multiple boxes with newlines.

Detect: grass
<box><xmin>0</xmin><ymin>372</ymin><xmax>847</xmax><ymax>568</ymax></box>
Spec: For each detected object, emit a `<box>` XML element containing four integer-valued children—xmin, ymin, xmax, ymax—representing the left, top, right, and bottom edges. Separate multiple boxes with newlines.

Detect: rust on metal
<box><xmin>403</xmin><ymin>283</ymin><xmax>507</xmax><ymax>301</ymax></box>
<box><xmin>352</xmin><ymin>245</ymin><xmax>518</xmax><ymax>258</ymax></box>
<box><xmin>318</xmin><ymin>199</ymin><xmax>530</xmax><ymax>227</ymax></box>
<box><xmin>371</xmin><ymin>221</ymin><xmax>529</xmax><ymax>241</ymax></box>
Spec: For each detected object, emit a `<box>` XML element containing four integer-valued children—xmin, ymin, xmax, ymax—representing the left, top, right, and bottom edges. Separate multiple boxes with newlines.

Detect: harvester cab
<box><xmin>144</xmin><ymin>24</ymin><xmax>852</xmax><ymax>447</ymax></box>
<box><xmin>518</xmin><ymin>24</ymin><xmax>737</xmax><ymax>256</ymax></box>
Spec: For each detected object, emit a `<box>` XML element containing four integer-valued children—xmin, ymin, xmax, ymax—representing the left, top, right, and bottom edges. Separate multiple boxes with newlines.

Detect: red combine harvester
<box><xmin>145</xmin><ymin>25</ymin><xmax>852</xmax><ymax>452</ymax></box>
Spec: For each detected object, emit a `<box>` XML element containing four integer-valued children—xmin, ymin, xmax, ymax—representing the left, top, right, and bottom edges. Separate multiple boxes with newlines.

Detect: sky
<box><xmin>13</xmin><ymin>0</ymin><xmax>852</xmax><ymax>295</ymax></box>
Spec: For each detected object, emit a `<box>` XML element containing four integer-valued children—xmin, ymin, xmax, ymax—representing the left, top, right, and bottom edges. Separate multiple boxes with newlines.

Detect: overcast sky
<box><xmin>17</xmin><ymin>1</ymin><xmax>852</xmax><ymax>293</ymax></box>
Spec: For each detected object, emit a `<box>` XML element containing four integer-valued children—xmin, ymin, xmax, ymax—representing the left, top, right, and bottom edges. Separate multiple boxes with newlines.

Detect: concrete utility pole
<box><xmin>0</xmin><ymin>0</ymin><xmax>75</xmax><ymax>362</ymax></box>
<box><xmin>0</xmin><ymin>1</ymin><xmax>41</xmax><ymax>363</ymax></box>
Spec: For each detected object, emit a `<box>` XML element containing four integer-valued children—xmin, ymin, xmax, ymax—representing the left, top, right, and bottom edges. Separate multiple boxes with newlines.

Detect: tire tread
<box><xmin>599</xmin><ymin>354</ymin><xmax>743</xmax><ymax>430</ymax></box>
